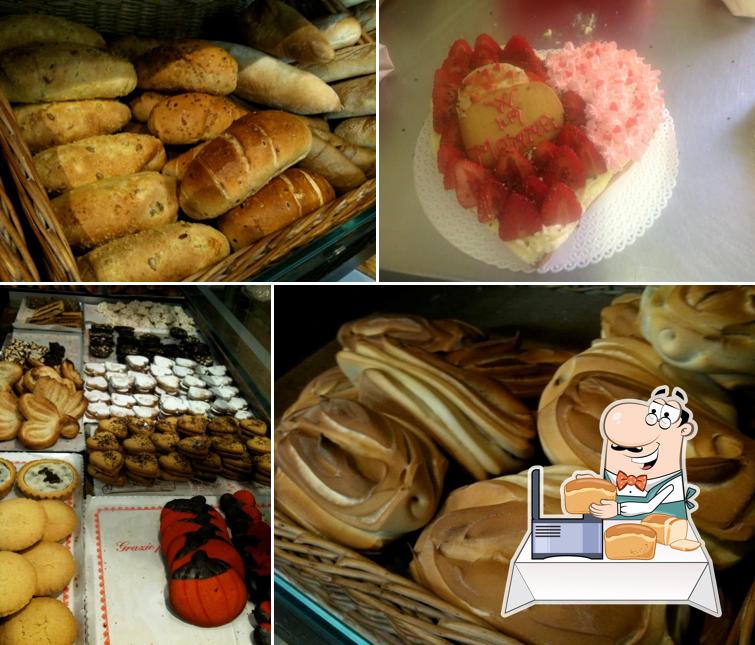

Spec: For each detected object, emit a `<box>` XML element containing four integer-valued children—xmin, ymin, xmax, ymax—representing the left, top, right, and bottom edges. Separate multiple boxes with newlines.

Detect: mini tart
<box><xmin>16</xmin><ymin>460</ymin><xmax>78</xmax><ymax>500</ymax></box>
<box><xmin>0</xmin><ymin>458</ymin><xmax>16</xmax><ymax>499</ymax></box>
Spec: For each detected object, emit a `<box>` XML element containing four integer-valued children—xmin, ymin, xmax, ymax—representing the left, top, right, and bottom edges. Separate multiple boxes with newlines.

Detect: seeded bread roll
<box><xmin>0</xmin><ymin>14</ymin><xmax>105</xmax><ymax>53</ymax></box>
<box><xmin>562</xmin><ymin>477</ymin><xmax>616</xmax><ymax>515</ymax></box>
<box><xmin>161</xmin><ymin>142</ymin><xmax>209</xmax><ymax>181</ymax></box>
<box><xmin>52</xmin><ymin>171</ymin><xmax>178</xmax><ymax>250</ymax></box>
<box><xmin>13</xmin><ymin>100</ymin><xmax>131</xmax><ymax>153</ymax></box>
<box><xmin>129</xmin><ymin>92</ymin><xmax>167</xmax><ymax>122</ymax></box>
<box><xmin>77</xmin><ymin>222</ymin><xmax>230</xmax><ymax>282</ymax></box>
<box><xmin>134</xmin><ymin>39</ymin><xmax>237</xmax><ymax>95</ymax></box>
<box><xmin>604</xmin><ymin>523</ymin><xmax>657</xmax><ymax>560</ymax></box>
<box><xmin>0</xmin><ymin>44</ymin><xmax>136</xmax><ymax>103</ymax></box>
<box><xmin>147</xmin><ymin>93</ymin><xmax>248</xmax><ymax>145</ymax></box>
<box><xmin>34</xmin><ymin>133</ymin><xmax>166</xmax><ymax>193</ymax></box>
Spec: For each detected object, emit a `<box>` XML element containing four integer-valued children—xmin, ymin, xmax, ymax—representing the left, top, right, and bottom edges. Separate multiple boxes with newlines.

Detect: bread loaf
<box><xmin>326</xmin><ymin>74</ymin><xmax>376</xmax><ymax>119</ymax></box>
<box><xmin>299</xmin><ymin>44</ymin><xmax>376</xmax><ymax>83</ymax></box>
<box><xmin>129</xmin><ymin>92</ymin><xmax>166</xmax><ymax>122</ymax></box>
<box><xmin>0</xmin><ymin>14</ymin><xmax>105</xmax><ymax>53</ymax></box>
<box><xmin>14</xmin><ymin>100</ymin><xmax>131</xmax><ymax>153</ymax></box>
<box><xmin>562</xmin><ymin>477</ymin><xmax>616</xmax><ymax>515</ymax></box>
<box><xmin>52</xmin><ymin>171</ymin><xmax>178</xmax><ymax>251</ymax></box>
<box><xmin>179</xmin><ymin>111</ymin><xmax>312</xmax><ymax>220</ymax></box>
<box><xmin>334</xmin><ymin>116</ymin><xmax>376</xmax><ymax>148</ymax></box>
<box><xmin>641</xmin><ymin>513</ymin><xmax>688</xmax><ymax>545</ymax></box>
<box><xmin>109</xmin><ymin>35</ymin><xmax>161</xmax><ymax>61</ymax></box>
<box><xmin>240</xmin><ymin>0</ymin><xmax>334</xmax><ymax>64</ymax></box>
<box><xmin>276</xmin><ymin>398</ymin><xmax>447</xmax><ymax>550</ymax></box>
<box><xmin>299</xmin><ymin>133</ymin><xmax>365</xmax><ymax>191</ymax></box>
<box><xmin>410</xmin><ymin>465</ymin><xmax>672</xmax><ymax>642</ymax></box>
<box><xmin>604</xmin><ymin>523</ymin><xmax>657</xmax><ymax>560</ymax></box>
<box><xmin>77</xmin><ymin>222</ymin><xmax>230</xmax><ymax>282</ymax></box>
<box><xmin>134</xmin><ymin>40</ymin><xmax>237</xmax><ymax>95</ymax></box>
<box><xmin>34</xmin><ymin>133</ymin><xmax>166</xmax><ymax>193</ymax></box>
<box><xmin>312</xmin><ymin>13</ymin><xmax>362</xmax><ymax>50</ymax></box>
<box><xmin>161</xmin><ymin>142</ymin><xmax>209</xmax><ymax>180</ymax></box>
<box><xmin>670</xmin><ymin>539</ymin><xmax>700</xmax><ymax>551</ymax></box>
<box><xmin>353</xmin><ymin>2</ymin><xmax>376</xmax><ymax>32</ymax></box>
<box><xmin>147</xmin><ymin>93</ymin><xmax>248</xmax><ymax>145</ymax></box>
<box><xmin>213</xmin><ymin>41</ymin><xmax>341</xmax><ymax>115</ymax></box>
<box><xmin>218</xmin><ymin>169</ymin><xmax>335</xmax><ymax>249</ymax></box>
<box><xmin>315</xmin><ymin>130</ymin><xmax>375</xmax><ymax>172</ymax></box>
<box><xmin>0</xmin><ymin>45</ymin><xmax>136</xmax><ymax>103</ymax></box>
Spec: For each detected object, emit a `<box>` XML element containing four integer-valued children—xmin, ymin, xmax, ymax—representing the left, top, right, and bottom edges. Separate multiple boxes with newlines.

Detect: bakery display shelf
<box><xmin>0</xmin><ymin>451</ymin><xmax>86</xmax><ymax>645</ymax></box>
<box><xmin>13</xmin><ymin>296</ymin><xmax>83</xmax><ymax>334</ymax></box>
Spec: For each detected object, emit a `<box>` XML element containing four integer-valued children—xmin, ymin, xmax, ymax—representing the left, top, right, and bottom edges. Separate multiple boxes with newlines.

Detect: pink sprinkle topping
<box><xmin>546</xmin><ymin>41</ymin><xmax>664</xmax><ymax>172</ymax></box>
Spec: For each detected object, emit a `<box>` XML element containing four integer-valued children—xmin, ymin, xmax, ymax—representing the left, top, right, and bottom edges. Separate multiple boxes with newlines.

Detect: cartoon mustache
<box><xmin>610</xmin><ymin>444</ymin><xmax>644</xmax><ymax>453</ymax></box>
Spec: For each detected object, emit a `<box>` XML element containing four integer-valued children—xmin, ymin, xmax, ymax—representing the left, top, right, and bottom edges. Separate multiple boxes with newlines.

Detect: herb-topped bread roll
<box><xmin>410</xmin><ymin>465</ymin><xmax>671</xmax><ymax>642</ymax></box>
<box><xmin>276</xmin><ymin>398</ymin><xmax>447</xmax><ymax>550</ymax></box>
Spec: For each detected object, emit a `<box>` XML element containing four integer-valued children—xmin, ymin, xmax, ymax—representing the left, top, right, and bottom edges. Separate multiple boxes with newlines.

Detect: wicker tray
<box><xmin>0</xmin><ymin>0</ymin><xmax>376</xmax><ymax>282</ymax></box>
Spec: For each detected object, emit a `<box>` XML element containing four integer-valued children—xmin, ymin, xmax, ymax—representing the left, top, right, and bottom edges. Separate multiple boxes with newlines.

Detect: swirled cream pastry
<box><xmin>282</xmin><ymin>366</ymin><xmax>357</xmax><ymax>420</ymax></box>
<box><xmin>276</xmin><ymin>398</ymin><xmax>447</xmax><ymax>550</ymax></box>
<box><xmin>410</xmin><ymin>465</ymin><xmax>672</xmax><ymax>643</ymax></box>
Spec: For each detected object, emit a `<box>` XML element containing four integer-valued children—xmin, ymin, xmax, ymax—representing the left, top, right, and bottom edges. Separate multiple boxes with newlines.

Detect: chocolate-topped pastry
<box><xmin>89</xmin><ymin>343</ymin><xmax>113</xmax><ymax>359</ymax></box>
<box><xmin>114</xmin><ymin>325</ymin><xmax>135</xmax><ymax>335</ymax></box>
<box><xmin>170</xmin><ymin>327</ymin><xmax>188</xmax><ymax>340</ymax></box>
<box><xmin>140</xmin><ymin>333</ymin><xmax>160</xmax><ymax>343</ymax></box>
<box><xmin>90</xmin><ymin>323</ymin><xmax>113</xmax><ymax>333</ymax></box>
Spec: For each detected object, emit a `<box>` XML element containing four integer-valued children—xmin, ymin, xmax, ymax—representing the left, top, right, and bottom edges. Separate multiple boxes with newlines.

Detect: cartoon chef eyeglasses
<box><xmin>579</xmin><ymin>385</ymin><xmax>699</xmax><ymax>521</ymax></box>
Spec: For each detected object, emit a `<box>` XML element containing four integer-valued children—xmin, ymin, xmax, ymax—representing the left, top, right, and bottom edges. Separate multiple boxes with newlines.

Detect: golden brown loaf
<box><xmin>161</xmin><ymin>142</ymin><xmax>209</xmax><ymax>181</ymax></box>
<box><xmin>51</xmin><ymin>171</ymin><xmax>178</xmax><ymax>251</ymax></box>
<box><xmin>298</xmin><ymin>44</ymin><xmax>376</xmax><ymax>83</ymax></box>
<box><xmin>34</xmin><ymin>133</ymin><xmax>166</xmax><ymax>193</ymax></box>
<box><xmin>334</xmin><ymin>116</ymin><xmax>376</xmax><ymax>149</ymax></box>
<box><xmin>276</xmin><ymin>398</ymin><xmax>447</xmax><ymax>550</ymax></box>
<box><xmin>410</xmin><ymin>465</ymin><xmax>671</xmax><ymax>642</ymax></box>
<box><xmin>604</xmin><ymin>523</ymin><xmax>657</xmax><ymax>560</ymax></box>
<box><xmin>640</xmin><ymin>286</ymin><xmax>755</xmax><ymax>389</ymax></box>
<box><xmin>538</xmin><ymin>336</ymin><xmax>755</xmax><ymax>567</ymax></box>
<box><xmin>77</xmin><ymin>221</ymin><xmax>229</xmax><ymax>282</ymax></box>
<box><xmin>179</xmin><ymin>111</ymin><xmax>312</xmax><ymax>220</ymax></box>
<box><xmin>147</xmin><ymin>92</ymin><xmax>248</xmax><ymax>145</ymax></box>
<box><xmin>600</xmin><ymin>292</ymin><xmax>644</xmax><ymax>339</ymax></box>
<box><xmin>0</xmin><ymin>14</ymin><xmax>105</xmax><ymax>53</ymax></box>
<box><xmin>134</xmin><ymin>39</ymin><xmax>237</xmax><ymax>95</ymax></box>
<box><xmin>326</xmin><ymin>74</ymin><xmax>376</xmax><ymax>119</ymax></box>
<box><xmin>312</xmin><ymin>13</ymin><xmax>362</xmax><ymax>50</ymax></box>
<box><xmin>641</xmin><ymin>513</ymin><xmax>688</xmax><ymax>545</ymax></box>
<box><xmin>0</xmin><ymin>44</ymin><xmax>136</xmax><ymax>103</ymax></box>
<box><xmin>562</xmin><ymin>477</ymin><xmax>616</xmax><ymax>515</ymax></box>
<box><xmin>298</xmin><ymin>133</ymin><xmax>365</xmax><ymax>191</ymax></box>
<box><xmin>129</xmin><ymin>91</ymin><xmax>166</xmax><ymax>122</ymax></box>
<box><xmin>13</xmin><ymin>100</ymin><xmax>131</xmax><ymax>153</ymax></box>
<box><xmin>218</xmin><ymin>168</ymin><xmax>335</xmax><ymax>250</ymax></box>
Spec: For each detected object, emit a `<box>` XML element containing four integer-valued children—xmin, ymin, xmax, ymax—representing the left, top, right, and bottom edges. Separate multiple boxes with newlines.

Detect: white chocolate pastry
<box><xmin>172</xmin><ymin>365</ymin><xmax>193</xmax><ymax>378</ymax></box>
<box><xmin>125</xmin><ymin>355</ymin><xmax>149</xmax><ymax>371</ymax></box>
<box><xmin>227</xmin><ymin>397</ymin><xmax>248</xmax><ymax>412</ymax></box>
<box><xmin>188</xmin><ymin>400</ymin><xmax>211</xmax><ymax>415</ymax></box>
<box><xmin>212</xmin><ymin>399</ymin><xmax>232</xmax><ymax>414</ymax></box>
<box><xmin>85</xmin><ymin>375</ymin><xmax>108</xmax><ymax>391</ymax></box>
<box><xmin>235</xmin><ymin>410</ymin><xmax>254</xmax><ymax>420</ymax></box>
<box><xmin>105</xmin><ymin>362</ymin><xmax>127</xmax><ymax>373</ymax></box>
<box><xmin>156</xmin><ymin>375</ymin><xmax>179</xmax><ymax>392</ymax></box>
<box><xmin>133</xmin><ymin>405</ymin><xmax>159</xmax><ymax>418</ymax></box>
<box><xmin>153</xmin><ymin>355</ymin><xmax>175</xmax><ymax>368</ymax></box>
<box><xmin>84</xmin><ymin>390</ymin><xmax>110</xmax><ymax>403</ymax></box>
<box><xmin>175</xmin><ymin>358</ymin><xmax>197</xmax><ymax>368</ymax></box>
<box><xmin>203</xmin><ymin>375</ymin><xmax>232</xmax><ymax>387</ymax></box>
<box><xmin>159</xmin><ymin>395</ymin><xmax>188</xmax><ymax>415</ymax></box>
<box><xmin>88</xmin><ymin>402</ymin><xmax>111</xmax><ymax>418</ymax></box>
<box><xmin>134</xmin><ymin>394</ymin><xmax>158</xmax><ymax>407</ymax></box>
<box><xmin>182</xmin><ymin>375</ymin><xmax>204</xmax><ymax>389</ymax></box>
<box><xmin>84</xmin><ymin>363</ymin><xmax>106</xmax><ymax>376</ymax></box>
<box><xmin>109</xmin><ymin>405</ymin><xmax>131</xmax><ymax>417</ymax></box>
<box><xmin>210</xmin><ymin>386</ymin><xmax>238</xmax><ymax>400</ymax></box>
<box><xmin>133</xmin><ymin>373</ymin><xmax>157</xmax><ymax>392</ymax></box>
<box><xmin>108</xmin><ymin>374</ymin><xmax>132</xmax><ymax>391</ymax></box>
<box><xmin>111</xmin><ymin>393</ymin><xmax>136</xmax><ymax>408</ymax></box>
<box><xmin>207</xmin><ymin>365</ymin><xmax>227</xmax><ymax>376</ymax></box>
<box><xmin>149</xmin><ymin>364</ymin><xmax>172</xmax><ymax>377</ymax></box>
<box><xmin>188</xmin><ymin>386</ymin><xmax>212</xmax><ymax>401</ymax></box>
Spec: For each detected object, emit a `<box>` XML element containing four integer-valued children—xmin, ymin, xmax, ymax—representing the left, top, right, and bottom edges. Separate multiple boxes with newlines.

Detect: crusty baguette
<box><xmin>161</xmin><ymin>142</ymin><xmax>210</xmax><ymax>180</ymax></box>
<box><xmin>34</xmin><ymin>133</ymin><xmax>166</xmax><ymax>193</ymax></box>
<box><xmin>134</xmin><ymin>39</ymin><xmax>237</xmax><ymax>95</ymax></box>
<box><xmin>312</xmin><ymin>13</ymin><xmax>362</xmax><ymax>50</ymax></box>
<box><xmin>179</xmin><ymin>110</ymin><xmax>312</xmax><ymax>220</ymax></box>
<box><xmin>0</xmin><ymin>44</ymin><xmax>136</xmax><ymax>103</ymax></box>
<box><xmin>213</xmin><ymin>41</ymin><xmax>341</xmax><ymax>115</ymax></box>
<box><xmin>77</xmin><ymin>222</ymin><xmax>230</xmax><ymax>282</ymax></box>
<box><xmin>315</xmin><ymin>130</ymin><xmax>375</xmax><ymax>172</ymax></box>
<box><xmin>109</xmin><ymin>35</ymin><xmax>161</xmax><ymax>61</ymax></box>
<box><xmin>334</xmin><ymin>116</ymin><xmax>375</xmax><ymax>148</ymax></box>
<box><xmin>129</xmin><ymin>92</ymin><xmax>167</xmax><ymax>122</ymax></box>
<box><xmin>147</xmin><ymin>93</ymin><xmax>248</xmax><ymax>145</ymax></box>
<box><xmin>298</xmin><ymin>44</ymin><xmax>376</xmax><ymax>83</ymax></box>
<box><xmin>240</xmin><ymin>0</ymin><xmax>334</xmax><ymax>64</ymax></box>
<box><xmin>14</xmin><ymin>100</ymin><xmax>131</xmax><ymax>153</ymax></box>
<box><xmin>326</xmin><ymin>74</ymin><xmax>376</xmax><ymax>119</ymax></box>
<box><xmin>52</xmin><ymin>171</ymin><xmax>178</xmax><ymax>251</ymax></box>
<box><xmin>218</xmin><ymin>168</ymin><xmax>335</xmax><ymax>249</ymax></box>
<box><xmin>0</xmin><ymin>14</ymin><xmax>105</xmax><ymax>53</ymax></box>
<box><xmin>298</xmin><ymin>132</ymin><xmax>365</xmax><ymax>191</ymax></box>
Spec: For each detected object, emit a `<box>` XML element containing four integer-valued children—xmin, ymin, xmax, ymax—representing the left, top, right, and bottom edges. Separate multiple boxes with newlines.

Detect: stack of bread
<box><xmin>0</xmin><ymin>3</ymin><xmax>375</xmax><ymax>281</ymax></box>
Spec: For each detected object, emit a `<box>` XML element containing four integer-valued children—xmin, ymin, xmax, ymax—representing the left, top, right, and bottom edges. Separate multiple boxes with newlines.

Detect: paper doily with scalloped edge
<box><xmin>413</xmin><ymin>109</ymin><xmax>678</xmax><ymax>273</ymax></box>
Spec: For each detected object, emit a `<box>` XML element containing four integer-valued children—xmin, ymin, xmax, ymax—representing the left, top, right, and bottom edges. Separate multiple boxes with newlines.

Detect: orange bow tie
<box><xmin>616</xmin><ymin>471</ymin><xmax>647</xmax><ymax>491</ymax></box>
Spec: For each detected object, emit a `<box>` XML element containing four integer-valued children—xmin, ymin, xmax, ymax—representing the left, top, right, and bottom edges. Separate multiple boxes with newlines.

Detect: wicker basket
<box><xmin>0</xmin><ymin>0</ymin><xmax>376</xmax><ymax>282</ymax></box>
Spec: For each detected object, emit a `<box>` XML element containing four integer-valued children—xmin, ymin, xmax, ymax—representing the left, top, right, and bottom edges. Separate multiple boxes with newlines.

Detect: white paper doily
<box><xmin>413</xmin><ymin>109</ymin><xmax>678</xmax><ymax>273</ymax></box>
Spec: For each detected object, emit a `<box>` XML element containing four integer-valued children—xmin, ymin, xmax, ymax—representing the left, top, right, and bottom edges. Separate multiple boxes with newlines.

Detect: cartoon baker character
<box><xmin>583</xmin><ymin>386</ymin><xmax>699</xmax><ymax>520</ymax></box>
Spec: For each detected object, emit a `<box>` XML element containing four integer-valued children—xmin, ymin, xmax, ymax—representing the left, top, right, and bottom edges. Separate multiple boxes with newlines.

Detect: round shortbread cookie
<box><xmin>21</xmin><ymin>541</ymin><xmax>75</xmax><ymax>596</ymax></box>
<box><xmin>0</xmin><ymin>498</ymin><xmax>46</xmax><ymax>551</ymax></box>
<box><xmin>0</xmin><ymin>551</ymin><xmax>36</xmax><ymax>617</ymax></box>
<box><xmin>0</xmin><ymin>597</ymin><xmax>77</xmax><ymax>645</ymax></box>
<box><xmin>40</xmin><ymin>501</ymin><xmax>78</xmax><ymax>543</ymax></box>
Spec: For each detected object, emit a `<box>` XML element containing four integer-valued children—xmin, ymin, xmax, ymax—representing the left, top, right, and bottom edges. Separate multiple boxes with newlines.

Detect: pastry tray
<box><xmin>2</xmin><ymin>329</ymin><xmax>84</xmax><ymax>370</ymax></box>
<box><xmin>85</xmin><ymin>494</ymin><xmax>269</xmax><ymax>645</ymax></box>
<box><xmin>83</xmin><ymin>302</ymin><xmax>200</xmax><ymax>337</ymax></box>
<box><xmin>13</xmin><ymin>297</ymin><xmax>83</xmax><ymax>334</ymax></box>
<box><xmin>0</xmin><ymin>452</ymin><xmax>86</xmax><ymax>645</ymax></box>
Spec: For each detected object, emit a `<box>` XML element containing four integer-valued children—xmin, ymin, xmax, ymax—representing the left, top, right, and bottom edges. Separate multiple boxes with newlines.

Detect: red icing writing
<box><xmin>116</xmin><ymin>541</ymin><xmax>160</xmax><ymax>553</ymax></box>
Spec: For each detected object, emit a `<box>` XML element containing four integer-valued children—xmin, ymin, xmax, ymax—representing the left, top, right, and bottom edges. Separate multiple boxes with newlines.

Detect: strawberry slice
<box><xmin>454</xmin><ymin>159</ymin><xmax>489</xmax><ymax>209</ymax></box>
<box><xmin>477</xmin><ymin>178</ymin><xmax>508</xmax><ymax>223</ymax></box>
<box><xmin>443</xmin><ymin>39</ymin><xmax>474</xmax><ymax>81</ymax></box>
<box><xmin>531</xmin><ymin>140</ymin><xmax>558</xmax><ymax>174</ymax></box>
<box><xmin>438</xmin><ymin>139</ymin><xmax>463</xmax><ymax>175</ymax></box>
<box><xmin>494</xmin><ymin>149</ymin><xmax>534</xmax><ymax>191</ymax></box>
<box><xmin>542</xmin><ymin>145</ymin><xmax>586</xmax><ymax>190</ymax></box>
<box><xmin>523</xmin><ymin>176</ymin><xmax>549</xmax><ymax>208</ymax></box>
<box><xmin>499</xmin><ymin>193</ymin><xmax>542</xmax><ymax>241</ymax></box>
<box><xmin>432</xmin><ymin>68</ymin><xmax>459</xmax><ymax>133</ymax></box>
<box><xmin>501</xmin><ymin>35</ymin><xmax>548</xmax><ymax>79</ymax></box>
<box><xmin>471</xmin><ymin>34</ymin><xmax>501</xmax><ymax>69</ymax></box>
<box><xmin>556</xmin><ymin>124</ymin><xmax>607</xmax><ymax>176</ymax></box>
<box><xmin>560</xmin><ymin>91</ymin><xmax>587</xmax><ymax>126</ymax></box>
<box><xmin>541</xmin><ymin>181</ymin><xmax>583</xmax><ymax>226</ymax></box>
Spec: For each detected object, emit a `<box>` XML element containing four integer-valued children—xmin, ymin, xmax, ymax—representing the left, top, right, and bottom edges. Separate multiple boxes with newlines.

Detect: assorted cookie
<box><xmin>0</xmin><ymin>457</ymin><xmax>16</xmax><ymax>499</ymax></box>
<box><xmin>95</xmin><ymin>300</ymin><xmax>198</xmax><ymax>335</ymax></box>
<box><xmin>16</xmin><ymin>460</ymin><xmax>79</xmax><ymax>500</ymax></box>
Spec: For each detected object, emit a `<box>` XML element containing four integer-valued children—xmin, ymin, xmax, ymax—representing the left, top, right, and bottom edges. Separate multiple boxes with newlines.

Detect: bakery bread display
<box><xmin>562</xmin><ymin>477</ymin><xmax>616</xmax><ymax>515</ymax></box>
<box><xmin>409</xmin><ymin>465</ymin><xmax>670</xmax><ymax>642</ymax></box>
<box><xmin>640</xmin><ymin>286</ymin><xmax>755</xmax><ymax>389</ymax></box>
<box><xmin>641</xmin><ymin>513</ymin><xmax>688</xmax><ymax>545</ymax></box>
<box><xmin>604</xmin><ymin>523</ymin><xmax>657</xmax><ymax>560</ymax></box>
<box><xmin>276</xmin><ymin>398</ymin><xmax>447</xmax><ymax>550</ymax></box>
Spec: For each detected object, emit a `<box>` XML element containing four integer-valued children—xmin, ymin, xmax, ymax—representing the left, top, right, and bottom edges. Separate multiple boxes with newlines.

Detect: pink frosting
<box><xmin>545</xmin><ymin>41</ymin><xmax>664</xmax><ymax>172</ymax></box>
